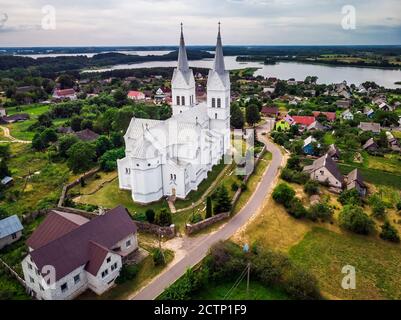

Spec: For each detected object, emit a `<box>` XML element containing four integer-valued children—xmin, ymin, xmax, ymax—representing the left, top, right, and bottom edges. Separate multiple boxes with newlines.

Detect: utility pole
<box><xmin>246</xmin><ymin>262</ymin><xmax>250</xmax><ymax>298</ymax></box>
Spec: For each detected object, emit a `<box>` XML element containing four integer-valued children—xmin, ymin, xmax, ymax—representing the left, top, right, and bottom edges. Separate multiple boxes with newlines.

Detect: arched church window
<box><xmin>212</xmin><ymin>98</ymin><xmax>216</xmax><ymax>108</ymax></box>
<box><xmin>176</xmin><ymin>96</ymin><xmax>180</xmax><ymax>105</ymax></box>
<box><xmin>217</xmin><ymin>98</ymin><xmax>221</xmax><ymax>108</ymax></box>
<box><xmin>215</xmin><ymin>113</ymin><xmax>218</xmax><ymax>119</ymax></box>
<box><xmin>182</xmin><ymin>96</ymin><xmax>185</xmax><ymax>105</ymax></box>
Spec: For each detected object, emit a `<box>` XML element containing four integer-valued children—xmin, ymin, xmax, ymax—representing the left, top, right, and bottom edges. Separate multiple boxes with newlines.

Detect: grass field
<box><xmin>74</xmin><ymin>179</ymin><xmax>169</xmax><ymax>217</ymax></box>
<box><xmin>192</xmin><ymin>280</ymin><xmax>288</xmax><ymax>300</ymax></box>
<box><xmin>6</xmin><ymin>104</ymin><xmax>50</xmax><ymax>116</ymax></box>
<box><xmin>289</xmin><ymin>227</ymin><xmax>401</xmax><ymax>300</ymax></box>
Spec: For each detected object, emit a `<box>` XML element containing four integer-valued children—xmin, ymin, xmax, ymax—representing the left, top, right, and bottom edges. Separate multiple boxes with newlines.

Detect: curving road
<box><xmin>132</xmin><ymin>122</ymin><xmax>283</xmax><ymax>300</ymax></box>
<box><xmin>0</xmin><ymin>125</ymin><xmax>31</xmax><ymax>144</ymax></box>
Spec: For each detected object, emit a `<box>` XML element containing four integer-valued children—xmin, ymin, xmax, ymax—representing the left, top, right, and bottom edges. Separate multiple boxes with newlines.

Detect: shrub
<box><xmin>287</xmin><ymin>197</ymin><xmax>307</xmax><ymax>219</ymax></box>
<box><xmin>190</xmin><ymin>212</ymin><xmax>203</xmax><ymax>224</ymax></box>
<box><xmin>231</xmin><ymin>181</ymin><xmax>239</xmax><ymax>192</ymax></box>
<box><xmin>152</xmin><ymin>248</ymin><xmax>166</xmax><ymax>266</ymax></box>
<box><xmin>99</xmin><ymin>148</ymin><xmax>125</xmax><ymax>171</ymax></box>
<box><xmin>372</xmin><ymin>201</ymin><xmax>386</xmax><ymax>219</ymax></box>
<box><xmin>272</xmin><ymin>183</ymin><xmax>295</xmax><ymax>206</ymax></box>
<box><xmin>339</xmin><ymin>205</ymin><xmax>374</xmax><ymax>235</ymax></box>
<box><xmin>287</xmin><ymin>155</ymin><xmax>301</xmax><ymax>171</ymax></box>
<box><xmin>283</xmin><ymin>268</ymin><xmax>321</xmax><ymax>300</ymax></box>
<box><xmin>214</xmin><ymin>185</ymin><xmax>232</xmax><ymax>214</ymax></box>
<box><xmin>339</xmin><ymin>189</ymin><xmax>362</xmax><ymax>206</ymax></box>
<box><xmin>303</xmin><ymin>180</ymin><xmax>320</xmax><ymax>196</ymax></box>
<box><xmin>154</xmin><ymin>208</ymin><xmax>172</xmax><ymax>226</ymax></box>
<box><xmin>206</xmin><ymin>196</ymin><xmax>213</xmax><ymax>218</ymax></box>
<box><xmin>307</xmin><ymin>203</ymin><xmax>333</xmax><ymax>221</ymax></box>
<box><xmin>281</xmin><ymin>168</ymin><xmax>309</xmax><ymax>184</ymax></box>
<box><xmin>115</xmin><ymin>264</ymin><xmax>139</xmax><ymax>284</ymax></box>
<box><xmin>380</xmin><ymin>221</ymin><xmax>400</xmax><ymax>243</ymax></box>
<box><xmin>397</xmin><ymin>202</ymin><xmax>401</xmax><ymax>211</ymax></box>
<box><xmin>145</xmin><ymin>209</ymin><xmax>155</xmax><ymax>223</ymax></box>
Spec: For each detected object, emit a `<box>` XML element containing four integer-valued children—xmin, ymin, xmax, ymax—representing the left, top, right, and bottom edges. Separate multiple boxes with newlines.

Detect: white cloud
<box><xmin>0</xmin><ymin>0</ymin><xmax>400</xmax><ymax>45</ymax></box>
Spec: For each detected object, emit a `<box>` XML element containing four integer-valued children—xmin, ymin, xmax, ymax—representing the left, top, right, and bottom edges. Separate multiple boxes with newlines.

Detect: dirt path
<box><xmin>0</xmin><ymin>125</ymin><xmax>31</xmax><ymax>144</ymax></box>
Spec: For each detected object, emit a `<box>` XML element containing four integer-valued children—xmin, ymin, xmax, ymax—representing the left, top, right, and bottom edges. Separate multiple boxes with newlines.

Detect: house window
<box><xmin>29</xmin><ymin>276</ymin><xmax>34</xmax><ymax>284</ymax></box>
<box><xmin>217</xmin><ymin>98</ymin><xmax>221</xmax><ymax>108</ymax></box>
<box><xmin>125</xmin><ymin>168</ymin><xmax>130</xmax><ymax>174</ymax></box>
<box><xmin>61</xmin><ymin>282</ymin><xmax>68</xmax><ymax>292</ymax></box>
<box><xmin>176</xmin><ymin>96</ymin><xmax>180</xmax><ymax>105</ymax></box>
<box><xmin>182</xmin><ymin>96</ymin><xmax>185</xmax><ymax>105</ymax></box>
<box><xmin>111</xmin><ymin>262</ymin><xmax>118</xmax><ymax>271</ymax></box>
<box><xmin>101</xmin><ymin>269</ymin><xmax>109</xmax><ymax>278</ymax></box>
<box><xmin>35</xmin><ymin>269</ymin><xmax>39</xmax><ymax>276</ymax></box>
<box><xmin>174</xmin><ymin>174</ymin><xmax>177</xmax><ymax>180</ymax></box>
<box><xmin>28</xmin><ymin>263</ymin><xmax>33</xmax><ymax>270</ymax></box>
<box><xmin>126</xmin><ymin>239</ymin><xmax>132</xmax><ymax>248</ymax></box>
<box><xmin>107</xmin><ymin>257</ymin><xmax>111</xmax><ymax>263</ymax></box>
<box><xmin>11</xmin><ymin>233</ymin><xmax>17</xmax><ymax>239</ymax></box>
<box><xmin>320</xmin><ymin>170</ymin><xmax>324</xmax><ymax>175</ymax></box>
<box><xmin>39</xmin><ymin>284</ymin><xmax>44</xmax><ymax>291</ymax></box>
<box><xmin>74</xmin><ymin>274</ymin><xmax>80</xmax><ymax>284</ymax></box>
<box><xmin>212</xmin><ymin>98</ymin><xmax>216</xmax><ymax>108</ymax></box>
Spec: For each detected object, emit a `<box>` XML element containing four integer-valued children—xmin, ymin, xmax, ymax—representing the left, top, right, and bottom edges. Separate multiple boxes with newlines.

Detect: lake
<box><xmin>15</xmin><ymin>51</ymin><xmax>401</xmax><ymax>88</ymax></box>
<box><xmin>15</xmin><ymin>50</ymin><xmax>173</xmax><ymax>59</ymax></box>
<box><xmin>83</xmin><ymin>56</ymin><xmax>401</xmax><ymax>89</ymax></box>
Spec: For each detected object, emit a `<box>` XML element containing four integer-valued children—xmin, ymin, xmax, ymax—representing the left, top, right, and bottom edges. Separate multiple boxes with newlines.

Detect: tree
<box><xmin>145</xmin><ymin>209</ymin><xmax>155</xmax><ymax>223</ymax></box>
<box><xmin>70</xmin><ymin>116</ymin><xmax>82</xmax><ymax>132</ymax></box>
<box><xmin>214</xmin><ymin>185</ymin><xmax>232</xmax><ymax>214</ymax></box>
<box><xmin>0</xmin><ymin>159</ymin><xmax>10</xmax><ymax>179</ymax></box>
<box><xmin>339</xmin><ymin>205</ymin><xmax>374</xmax><ymax>235</ymax></box>
<box><xmin>57</xmin><ymin>74</ymin><xmax>75</xmax><ymax>89</ymax></box>
<box><xmin>307</xmin><ymin>202</ymin><xmax>333</xmax><ymax>221</ymax></box>
<box><xmin>113</xmin><ymin>88</ymin><xmax>128</xmax><ymax>106</ymax></box>
<box><xmin>0</xmin><ymin>144</ymin><xmax>10</xmax><ymax>159</ymax></box>
<box><xmin>230</xmin><ymin>104</ymin><xmax>245</xmax><ymax>129</ymax></box>
<box><xmin>245</xmin><ymin>104</ymin><xmax>260</xmax><ymax>127</ymax></box>
<box><xmin>113</xmin><ymin>108</ymin><xmax>133</xmax><ymax>132</ymax></box>
<box><xmin>338</xmin><ymin>189</ymin><xmax>362</xmax><ymax>206</ymax></box>
<box><xmin>110</xmin><ymin>132</ymin><xmax>124</xmax><ymax>148</ymax></box>
<box><xmin>58</xmin><ymin>135</ymin><xmax>79</xmax><ymax>158</ymax></box>
<box><xmin>37</xmin><ymin>113</ymin><xmax>53</xmax><ymax>128</ymax></box>
<box><xmin>283</xmin><ymin>268</ymin><xmax>321</xmax><ymax>300</ymax></box>
<box><xmin>95</xmin><ymin>136</ymin><xmax>112</xmax><ymax>157</ymax></box>
<box><xmin>99</xmin><ymin>148</ymin><xmax>125</xmax><ymax>171</ymax></box>
<box><xmin>287</xmin><ymin>197</ymin><xmax>307</xmax><ymax>219</ymax></box>
<box><xmin>41</xmin><ymin>128</ymin><xmax>58</xmax><ymax>145</ymax></box>
<box><xmin>380</xmin><ymin>221</ymin><xmax>400</xmax><ymax>243</ymax></box>
<box><xmin>303</xmin><ymin>180</ymin><xmax>320</xmax><ymax>196</ymax></box>
<box><xmin>67</xmin><ymin>142</ymin><xmax>96</xmax><ymax>173</ymax></box>
<box><xmin>372</xmin><ymin>201</ymin><xmax>386</xmax><ymax>219</ymax></box>
<box><xmin>80</xmin><ymin>119</ymin><xmax>93</xmax><ymax>130</ymax></box>
<box><xmin>32</xmin><ymin>133</ymin><xmax>46</xmax><ymax>151</ymax></box>
<box><xmin>272</xmin><ymin>183</ymin><xmax>295</xmax><ymax>206</ymax></box>
<box><xmin>152</xmin><ymin>248</ymin><xmax>166</xmax><ymax>266</ymax></box>
<box><xmin>206</xmin><ymin>196</ymin><xmax>213</xmax><ymax>218</ymax></box>
<box><xmin>287</xmin><ymin>155</ymin><xmax>301</xmax><ymax>171</ymax></box>
<box><xmin>155</xmin><ymin>208</ymin><xmax>172</xmax><ymax>226</ymax></box>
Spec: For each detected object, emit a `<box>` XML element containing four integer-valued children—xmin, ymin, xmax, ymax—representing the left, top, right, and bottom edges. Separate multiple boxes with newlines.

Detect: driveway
<box><xmin>131</xmin><ymin>122</ymin><xmax>283</xmax><ymax>300</ymax></box>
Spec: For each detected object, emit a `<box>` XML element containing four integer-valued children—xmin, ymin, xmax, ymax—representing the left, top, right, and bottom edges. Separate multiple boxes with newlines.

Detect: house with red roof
<box><xmin>312</xmin><ymin>111</ymin><xmax>336</xmax><ymax>122</ymax></box>
<box><xmin>261</xmin><ymin>106</ymin><xmax>279</xmax><ymax>118</ymax></box>
<box><xmin>21</xmin><ymin>206</ymin><xmax>138</xmax><ymax>300</ymax></box>
<box><xmin>127</xmin><ymin>90</ymin><xmax>145</xmax><ymax>101</ymax></box>
<box><xmin>291</xmin><ymin>116</ymin><xmax>316</xmax><ymax>127</ymax></box>
<box><xmin>52</xmin><ymin>88</ymin><xmax>77</xmax><ymax>100</ymax></box>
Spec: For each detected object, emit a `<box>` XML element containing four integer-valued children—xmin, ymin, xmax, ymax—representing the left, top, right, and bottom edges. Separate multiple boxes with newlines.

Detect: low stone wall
<box><xmin>21</xmin><ymin>209</ymin><xmax>49</xmax><ymax>224</ymax></box>
<box><xmin>186</xmin><ymin>212</ymin><xmax>230</xmax><ymax>235</ymax></box>
<box><xmin>134</xmin><ymin>221</ymin><xmax>176</xmax><ymax>238</ymax></box>
<box><xmin>58</xmin><ymin>167</ymin><xmax>101</xmax><ymax>207</ymax></box>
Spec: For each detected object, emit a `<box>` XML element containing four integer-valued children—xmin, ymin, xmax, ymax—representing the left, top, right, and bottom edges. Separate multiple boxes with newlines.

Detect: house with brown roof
<box><xmin>74</xmin><ymin>129</ymin><xmax>99</xmax><ymax>142</ymax></box>
<box><xmin>261</xmin><ymin>106</ymin><xmax>279</xmax><ymax>118</ymax></box>
<box><xmin>21</xmin><ymin>206</ymin><xmax>138</xmax><ymax>300</ymax></box>
<box><xmin>303</xmin><ymin>154</ymin><xmax>344</xmax><ymax>189</ymax></box>
<box><xmin>358</xmin><ymin>122</ymin><xmax>381</xmax><ymax>134</ymax></box>
<box><xmin>327</xmin><ymin>144</ymin><xmax>340</xmax><ymax>161</ymax></box>
<box><xmin>362</xmin><ymin>138</ymin><xmax>379</xmax><ymax>152</ymax></box>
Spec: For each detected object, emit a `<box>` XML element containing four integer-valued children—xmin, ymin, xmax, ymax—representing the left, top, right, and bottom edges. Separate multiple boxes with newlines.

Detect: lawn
<box><xmin>0</xmin><ymin>143</ymin><xmax>72</xmax><ymax>217</ymax></box>
<box><xmin>74</xmin><ymin>179</ymin><xmax>169</xmax><ymax>218</ymax></box>
<box><xmin>192</xmin><ymin>280</ymin><xmax>288</xmax><ymax>300</ymax></box>
<box><xmin>78</xmin><ymin>249</ymin><xmax>174</xmax><ymax>300</ymax></box>
<box><xmin>338</xmin><ymin>163</ymin><xmax>401</xmax><ymax>190</ymax></box>
<box><xmin>5</xmin><ymin>119</ymin><xmax>36</xmax><ymax>140</ymax></box>
<box><xmin>289</xmin><ymin>227</ymin><xmax>401</xmax><ymax>300</ymax></box>
<box><xmin>323</xmin><ymin>132</ymin><xmax>336</xmax><ymax>145</ymax></box>
<box><xmin>6</xmin><ymin>104</ymin><xmax>50</xmax><ymax>116</ymax></box>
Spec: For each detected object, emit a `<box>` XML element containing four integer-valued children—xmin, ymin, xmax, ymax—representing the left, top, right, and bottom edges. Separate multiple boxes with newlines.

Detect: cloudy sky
<box><xmin>0</xmin><ymin>0</ymin><xmax>400</xmax><ymax>46</ymax></box>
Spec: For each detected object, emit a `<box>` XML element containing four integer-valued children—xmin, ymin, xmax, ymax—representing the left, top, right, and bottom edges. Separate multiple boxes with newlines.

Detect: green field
<box><xmin>192</xmin><ymin>280</ymin><xmax>288</xmax><ymax>300</ymax></box>
<box><xmin>6</xmin><ymin>104</ymin><xmax>50</xmax><ymax>116</ymax></box>
<box><xmin>289</xmin><ymin>227</ymin><xmax>401</xmax><ymax>300</ymax></box>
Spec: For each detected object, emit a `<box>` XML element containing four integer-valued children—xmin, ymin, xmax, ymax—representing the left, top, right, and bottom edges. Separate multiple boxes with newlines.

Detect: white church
<box><xmin>117</xmin><ymin>24</ymin><xmax>231</xmax><ymax>204</ymax></box>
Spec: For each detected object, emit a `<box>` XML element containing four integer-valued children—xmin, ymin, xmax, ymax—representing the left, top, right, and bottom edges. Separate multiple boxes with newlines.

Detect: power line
<box><xmin>223</xmin><ymin>264</ymin><xmax>249</xmax><ymax>300</ymax></box>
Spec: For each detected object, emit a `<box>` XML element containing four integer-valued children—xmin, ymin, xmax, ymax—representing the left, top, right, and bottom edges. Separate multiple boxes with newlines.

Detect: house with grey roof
<box><xmin>327</xmin><ymin>144</ymin><xmax>340</xmax><ymax>161</ymax></box>
<box><xmin>21</xmin><ymin>206</ymin><xmax>138</xmax><ymax>300</ymax></box>
<box><xmin>358</xmin><ymin>122</ymin><xmax>381</xmax><ymax>134</ymax></box>
<box><xmin>362</xmin><ymin>138</ymin><xmax>379</xmax><ymax>152</ymax></box>
<box><xmin>346</xmin><ymin>169</ymin><xmax>367</xmax><ymax>197</ymax></box>
<box><xmin>303</xmin><ymin>154</ymin><xmax>344</xmax><ymax>189</ymax></box>
<box><xmin>0</xmin><ymin>215</ymin><xmax>23</xmax><ymax>250</ymax></box>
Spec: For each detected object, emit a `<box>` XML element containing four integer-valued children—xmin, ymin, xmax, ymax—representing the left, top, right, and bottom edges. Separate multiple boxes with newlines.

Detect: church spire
<box><xmin>213</xmin><ymin>22</ymin><xmax>226</xmax><ymax>74</ymax></box>
<box><xmin>177</xmin><ymin>23</ymin><xmax>189</xmax><ymax>72</ymax></box>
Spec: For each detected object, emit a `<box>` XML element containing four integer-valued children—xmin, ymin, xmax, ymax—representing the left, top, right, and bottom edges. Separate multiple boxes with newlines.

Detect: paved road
<box><xmin>132</xmin><ymin>123</ymin><xmax>283</xmax><ymax>300</ymax></box>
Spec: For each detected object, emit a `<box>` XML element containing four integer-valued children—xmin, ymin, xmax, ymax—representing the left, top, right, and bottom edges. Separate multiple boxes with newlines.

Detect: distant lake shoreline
<box><xmin>13</xmin><ymin>51</ymin><xmax>401</xmax><ymax>89</ymax></box>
